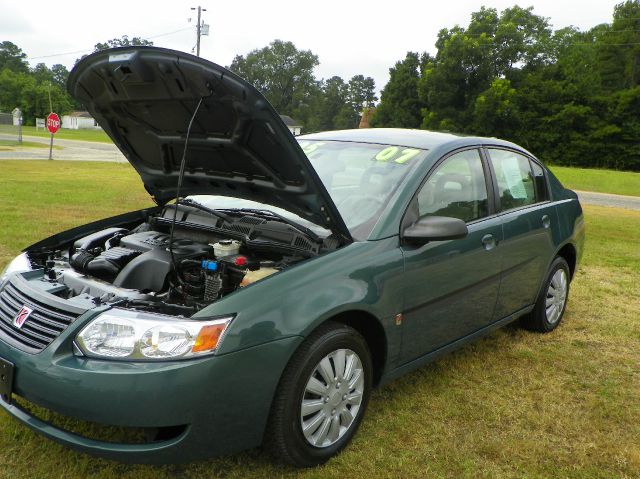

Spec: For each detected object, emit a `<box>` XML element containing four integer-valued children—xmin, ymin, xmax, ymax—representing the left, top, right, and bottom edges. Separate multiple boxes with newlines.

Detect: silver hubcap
<box><xmin>300</xmin><ymin>348</ymin><xmax>365</xmax><ymax>448</ymax></box>
<box><xmin>545</xmin><ymin>268</ymin><xmax>568</xmax><ymax>324</ymax></box>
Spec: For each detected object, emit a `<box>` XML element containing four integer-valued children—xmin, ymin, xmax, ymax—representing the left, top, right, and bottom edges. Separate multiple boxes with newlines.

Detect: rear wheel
<box><xmin>265</xmin><ymin>322</ymin><xmax>372</xmax><ymax>467</ymax></box>
<box><xmin>521</xmin><ymin>256</ymin><xmax>570</xmax><ymax>332</ymax></box>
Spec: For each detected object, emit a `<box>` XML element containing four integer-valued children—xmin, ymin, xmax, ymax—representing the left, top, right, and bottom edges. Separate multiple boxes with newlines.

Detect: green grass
<box><xmin>0</xmin><ymin>140</ymin><xmax>62</xmax><ymax>151</ymax></box>
<box><xmin>0</xmin><ymin>161</ymin><xmax>151</xmax><ymax>267</ymax></box>
<box><xmin>551</xmin><ymin>165</ymin><xmax>640</xmax><ymax>197</ymax></box>
<box><xmin>19</xmin><ymin>125</ymin><xmax>112</xmax><ymax>143</ymax></box>
<box><xmin>0</xmin><ymin>161</ymin><xmax>639</xmax><ymax>479</ymax></box>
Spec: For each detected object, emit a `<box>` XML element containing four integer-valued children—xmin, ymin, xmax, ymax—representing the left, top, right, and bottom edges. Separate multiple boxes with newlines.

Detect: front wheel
<box><xmin>264</xmin><ymin>322</ymin><xmax>372</xmax><ymax>467</ymax></box>
<box><xmin>521</xmin><ymin>256</ymin><xmax>571</xmax><ymax>333</ymax></box>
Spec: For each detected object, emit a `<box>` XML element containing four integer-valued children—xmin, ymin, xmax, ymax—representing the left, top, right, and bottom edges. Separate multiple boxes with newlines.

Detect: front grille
<box><xmin>0</xmin><ymin>282</ymin><xmax>80</xmax><ymax>353</ymax></box>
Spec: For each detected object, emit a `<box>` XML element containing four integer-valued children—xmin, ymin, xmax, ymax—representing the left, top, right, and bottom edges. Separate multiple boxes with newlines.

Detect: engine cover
<box><xmin>70</xmin><ymin>229</ymin><xmax>211</xmax><ymax>292</ymax></box>
<box><xmin>119</xmin><ymin>231</ymin><xmax>210</xmax><ymax>257</ymax></box>
<box><xmin>112</xmin><ymin>231</ymin><xmax>211</xmax><ymax>292</ymax></box>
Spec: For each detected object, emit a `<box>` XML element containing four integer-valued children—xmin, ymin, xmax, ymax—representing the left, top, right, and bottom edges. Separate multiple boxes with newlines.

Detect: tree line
<box><xmin>373</xmin><ymin>2</ymin><xmax>640</xmax><ymax>171</ymax></box>
<box><xmin>229</xmin><ymin>40</ymin><xmax>377</xmax><ymax>132</ymax></box>
<box><xmin>1</xmin><ymin>2</ymin><xmax>638</xmax><ymax>171</ymax></box>
<box><xmin>0</xmin><ymin>37</ymin><xmax>376</xmax><ymax>134</ymax></box>
<box><xmin>0</xmin><ymin>36</ymin><xmax>153</xmax><ymax>124</ymax></box>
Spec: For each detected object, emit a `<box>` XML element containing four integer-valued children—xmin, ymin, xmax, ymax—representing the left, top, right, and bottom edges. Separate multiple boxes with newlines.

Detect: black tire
<box><xmin>521</xmin><ymin>256</ymin><xmax>571</xmax><ymax>333</ymax></box>
<box><xmin>264</xmin><ymin>321</ymin><xmax>372</xmax><ymax>467</ymax></box>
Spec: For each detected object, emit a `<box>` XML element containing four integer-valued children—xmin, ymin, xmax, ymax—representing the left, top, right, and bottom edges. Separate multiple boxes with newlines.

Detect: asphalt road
<box><xmin>2</xmin><ymin>135</ymin><xmax>639</xmax><ymax>210</ymax></box>
<box><xmin>575</xmin><ymin>190</ymin><xmax>640</xmax><ymax>211</ymax></box>
<box><xmin>0</xmin><ymin>134</ymin><xmax>126</xmax><ymax>162</ymax></box>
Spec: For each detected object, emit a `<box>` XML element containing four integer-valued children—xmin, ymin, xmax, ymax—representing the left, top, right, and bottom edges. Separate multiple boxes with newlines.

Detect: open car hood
<box><xmin>68</xmin><ymin>47</ymin><xmax>352</xmax><ymax>243</ymax></box>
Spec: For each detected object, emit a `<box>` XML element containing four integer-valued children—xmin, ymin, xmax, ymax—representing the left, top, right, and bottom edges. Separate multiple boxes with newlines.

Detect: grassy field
<box><xmin>0</xmin><ymin>161</ymin><xmax>638</xmax><ymax>479</ymax></box>
<box><xmin>19</xmin><ymin>125</ymin><xmax>112</xmax><ymax>143</ymax></box>
<box><xmin>4</xmin><ymin>129</ymin><xmax>640</xmax><ymax>197</ymax></box>
<box><xmin>551</xmin><ymin>165</ymin><xmax>640</xmax><ymax>197</ymax></box>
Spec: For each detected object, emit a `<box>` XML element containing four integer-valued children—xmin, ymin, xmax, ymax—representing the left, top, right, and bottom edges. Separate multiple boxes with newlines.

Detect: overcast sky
<box><xmin>2</xmin><ymin>0</ymin><xmax>621</xmax><ymax>93</ymax></box>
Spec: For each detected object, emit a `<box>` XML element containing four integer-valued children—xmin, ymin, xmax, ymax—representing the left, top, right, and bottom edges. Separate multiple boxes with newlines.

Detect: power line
<box><xmin>441</xmin><ymin>28</ymin><xmax>640</xmax><ymax>38</ymax></box>
<box><xmin>27</xmin><ymin>48</ymin><xmax>93</xmax><ymax>61</ymax></box>
<box><xmin>146</xmin><ymin>27</ymin><xmax>192</xmax><ymax>40</ymax></box>
<box><xmin>25</xmin><ymin>27</ymin><xmax>192</xmax><ymax>62</ymax></box>
<box><xmin>440</xmin><ymin>35</ymin><xmax>640</xmax><ymax>47</ymax></box>
<box><xmin>571</xmin><ymin>42</ymin><xmax>640</xmax><ymax>46</ymax></box>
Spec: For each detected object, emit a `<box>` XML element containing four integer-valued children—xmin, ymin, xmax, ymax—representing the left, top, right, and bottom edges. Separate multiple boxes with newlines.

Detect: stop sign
<box><xmin>46</xmin><ymin>113</ymin><xmax>61</xmax><ymax>134</ymax></box>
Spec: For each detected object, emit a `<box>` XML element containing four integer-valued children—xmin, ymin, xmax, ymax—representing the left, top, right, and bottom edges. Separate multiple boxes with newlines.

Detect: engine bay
<box><xmin>23</xmin><ymin>202</ymin><xmax>338</xmax><ymax>316</ymax></box>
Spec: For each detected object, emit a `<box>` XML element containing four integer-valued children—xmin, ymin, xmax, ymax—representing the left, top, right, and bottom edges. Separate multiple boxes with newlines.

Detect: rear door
<box><xmin>484</xmin><ymin>148</ymin><xmax>556</xmax><ymax>318</ymax></box>
<box><xmin>399</xmin><ymin>148</ymin><xmax>503</xmax><ymax>363</ymax></box>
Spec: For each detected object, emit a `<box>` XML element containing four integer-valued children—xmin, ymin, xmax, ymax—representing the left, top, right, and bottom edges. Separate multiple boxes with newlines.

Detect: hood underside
<box><xmin>67</xmin><ymin>47</ymin><xmax>351</xmax><ymax>242</ymax></box>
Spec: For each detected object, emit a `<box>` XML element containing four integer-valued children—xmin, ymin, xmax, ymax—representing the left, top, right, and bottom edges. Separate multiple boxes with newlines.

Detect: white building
<box><xmin>279</xmin><ymin>115</ymin><xmax>302</xmax><ymax>136</ymax></box>
<box><xmin>61</xmin><ymin>111</ymin><xmax>102</xmax><ymax>130</ymax></box>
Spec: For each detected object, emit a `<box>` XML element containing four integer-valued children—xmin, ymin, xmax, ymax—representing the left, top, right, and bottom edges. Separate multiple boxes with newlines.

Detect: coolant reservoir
<box><xmin>212</xmin><ymin>240</ymin><xmax>241</xmax><ymax>258</ymax></box>
<box><xmin>240</xmin><ymin>268</ymin><xmax>278</xmax><ymax>287</ymax></box>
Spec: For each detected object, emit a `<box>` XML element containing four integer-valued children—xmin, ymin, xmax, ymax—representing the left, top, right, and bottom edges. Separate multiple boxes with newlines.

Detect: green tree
<box><xmin>596</xmin><ymin>1</ymin><xmax>640</xmax><ymax>90</ymax></box>
<box><xmin>51</xmin><ymin>64</ymin><xmax>70</xmax><ymax>89</ymax></box>
<box><xmin>0</xmin><ymin>68</ymin><xmax>72</xmax><ymax>123</ymax></box>
<box><xmin>0</xmin><ymin>41</ymin><xmax>29</xmax><ymax>73</ymax></box>
<box><xmin>419</xmin><ymin>30</ymin><xmax>494</xmax><ymax>131</ymax></box>
<box><xmin>417</xmin><ymin>6</ymin><xmax>552</xmax><ymax>132</ymax></box>
<box><xmin>31</xmin><ymin>63</ymin><xmax>53</xmax><ymax>84</ymax></box>
<box><xmin>313</xmin><ymin>75</ymin><xmax>378</xmax><ymax>131</ymax></box>
<box><xmin>472</xmin><ymin>78</ymin><xmax>520</xmax><ymax>137</ymax></box>
<box><xmin>229</xmin><ymin>40</ymin><xmax>319</xmax><ymax>115</ymax></box>
<box><xmin>347</xmin><ymin>75</ymin><xmax>377</xmax><ymax>113</ymax></box>
<box><xmin>314</xmin><ymin>76</ymin><xmax>351</xmax><ymax>131</ymax></box>
<box><xmin>492</xmin><ymin>5</ymin><xmax>552</xmax><ymax>75</ymax></box>
<box><xmin>371</xmin><ymin>52</ymin><xmax>423</xmax><ymax>128</ymax></box>
<box><xmin>94</xmin><ymin>35</ymin><xmax>154</xmax><ymax>51</ymax></box>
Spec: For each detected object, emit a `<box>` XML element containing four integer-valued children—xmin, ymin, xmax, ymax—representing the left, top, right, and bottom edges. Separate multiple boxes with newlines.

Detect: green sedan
<box><xmin>0</xmin><ymin>47</ymin><xmax>584</xmax><ymax>467</ymax></box>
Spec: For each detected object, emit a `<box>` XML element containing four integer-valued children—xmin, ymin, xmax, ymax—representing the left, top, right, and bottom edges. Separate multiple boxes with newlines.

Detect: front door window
<box><xmin>416</xmin><ymin>149</ymin><xmax>489</xmax><ymax>223</ymax></box>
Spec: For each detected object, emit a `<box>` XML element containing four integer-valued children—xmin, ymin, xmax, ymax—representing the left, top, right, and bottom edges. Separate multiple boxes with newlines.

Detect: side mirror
<box><xmin>402</xmin><ymin>216</ymin><xmax>468</xmax><ymax>245</ymax></box>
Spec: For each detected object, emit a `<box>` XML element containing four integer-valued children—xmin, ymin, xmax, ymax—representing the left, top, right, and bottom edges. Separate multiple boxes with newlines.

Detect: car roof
<box><xmin>298</xmin><ymin>128</ymin><xmax>528</xmax><ymax>154</ymax></box>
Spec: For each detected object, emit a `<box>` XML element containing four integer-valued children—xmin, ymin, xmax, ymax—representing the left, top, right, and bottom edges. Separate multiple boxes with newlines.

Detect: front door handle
<box><xmin>481</xmin><ymin>234</ymin><xmax>496</xmax><ymax>251</ymax></box>
<box><xmin>542</xmin><ymin>215</ymin><xmax>551</xmax><ymax>229</ymax></box>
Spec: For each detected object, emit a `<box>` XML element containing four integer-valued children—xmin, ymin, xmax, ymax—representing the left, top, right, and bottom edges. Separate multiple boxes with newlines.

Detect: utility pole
<box><xmin>191</xmin><ymin>6</ymin><xmax>207</xmax><ymax>57</ymax></box>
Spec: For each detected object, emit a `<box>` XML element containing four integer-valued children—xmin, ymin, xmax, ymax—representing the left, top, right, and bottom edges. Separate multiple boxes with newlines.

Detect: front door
<box><xmin>399</xmin><ymin>148</ymin><xmax>503</xmax><ymax>364</ymax></box>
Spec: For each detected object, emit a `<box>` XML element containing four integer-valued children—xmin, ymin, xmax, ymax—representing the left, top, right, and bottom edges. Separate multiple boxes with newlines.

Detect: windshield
<box><xmin>299</xmin><ymin>140</ymin><xmax>427</xmax><ymax>238</ymax></box>
<box><xmin>189</xmin><ymin>140</ymin><xmax>426</xmax><ymax>241</ymax></box>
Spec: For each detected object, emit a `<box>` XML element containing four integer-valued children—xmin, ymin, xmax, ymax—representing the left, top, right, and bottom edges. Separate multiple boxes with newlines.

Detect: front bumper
<box><xmin>0</xmin><ymin>333</ymin><xmax>302</xmax><ymax>463</ymax></box>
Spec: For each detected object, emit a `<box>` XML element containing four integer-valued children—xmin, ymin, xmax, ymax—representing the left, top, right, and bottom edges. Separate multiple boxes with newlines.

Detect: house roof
<box><xmin>65</xmin><ymin>111</ymin><xmax>93</xmax><ymax>118</ymax></box>
<box><xmin>279</xmin><ymin>115</ymin><xmax>302</xmax><ymax>127</ymax></box>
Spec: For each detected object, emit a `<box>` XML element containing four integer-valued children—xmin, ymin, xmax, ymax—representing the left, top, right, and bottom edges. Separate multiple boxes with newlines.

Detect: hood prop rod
<box><xmin>168</xmin><ymin>96</ymin><xmax>206</xmax><ymax>281</ymax></box>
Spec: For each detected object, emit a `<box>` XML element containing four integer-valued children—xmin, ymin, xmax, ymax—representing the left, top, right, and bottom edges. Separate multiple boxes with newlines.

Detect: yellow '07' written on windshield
<box><xmin>299</xmin><ymin>142</ymin><xmax>421</xmax><ymax>165</ymax></box>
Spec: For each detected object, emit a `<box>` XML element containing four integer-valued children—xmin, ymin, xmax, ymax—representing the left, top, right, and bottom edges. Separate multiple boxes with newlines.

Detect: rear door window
<box><xmin>487</xmin><ymin>149</ymin><xmax>536</xmax><ymax>211</ymax></box>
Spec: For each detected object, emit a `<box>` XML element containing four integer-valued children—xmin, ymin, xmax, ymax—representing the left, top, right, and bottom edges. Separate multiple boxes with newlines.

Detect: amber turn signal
<box><xmin>192</xmin><ymin>323</ymin><xmax>227</xmax><ymax>353</ymax></box>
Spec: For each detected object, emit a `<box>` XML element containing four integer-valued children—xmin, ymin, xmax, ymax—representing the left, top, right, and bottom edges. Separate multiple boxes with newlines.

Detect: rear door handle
<box><xmin>481</xmin><ymin>234</ymin><xmax>496</xmax><ymax>251</ymax></box>
<box><xmin>542</xmin><ymin>215</ymin><xmax>551</xmax><ymax>229</ymax></box>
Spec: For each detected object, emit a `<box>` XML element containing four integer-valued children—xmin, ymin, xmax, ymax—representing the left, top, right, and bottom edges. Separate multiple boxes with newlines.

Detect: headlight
<box><xmin>76</xmin><ymin>309</ymin><xmax>234</xmax><ymax>361</ymax></box>
<box><xmin>0</xmin><ymin>253</ymin><xmax>32</xmax><ymax>289</ymax></box>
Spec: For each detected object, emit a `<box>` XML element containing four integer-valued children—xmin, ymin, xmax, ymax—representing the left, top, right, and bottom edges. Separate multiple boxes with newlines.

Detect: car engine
<box><xmin>23</xmin><ymin>202</ymin><xmax>334</xmax><ymax>316</ymax></box>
